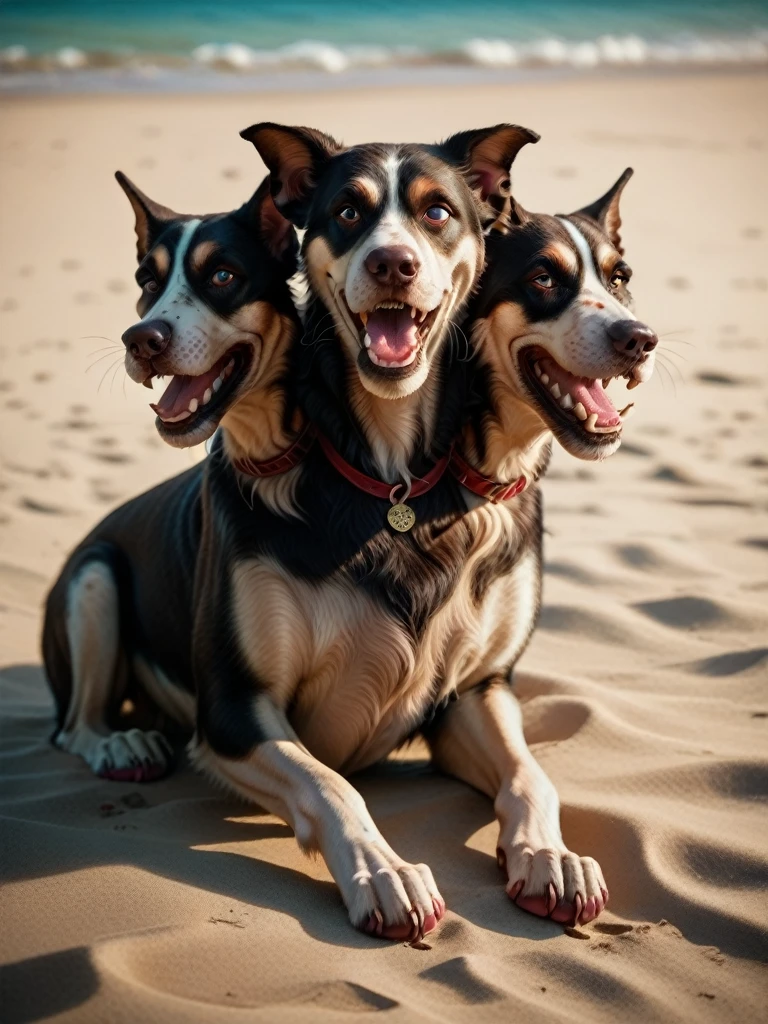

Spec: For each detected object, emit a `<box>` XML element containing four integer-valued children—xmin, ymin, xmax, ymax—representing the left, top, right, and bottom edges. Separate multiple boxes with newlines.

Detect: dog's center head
<box><xmin>241</xmin><ymin>122</ymin><xmax>538</xmax><ymax>400</ymax></box>
<box><xmin>474</xmin><ymin>169</ymin><xmax>658</xmax><ymax>461</ymax></box>
<box><xmin>116</xmin><ymin>173</ymin><xmax>298</xmax><ymax>448</ymax></box>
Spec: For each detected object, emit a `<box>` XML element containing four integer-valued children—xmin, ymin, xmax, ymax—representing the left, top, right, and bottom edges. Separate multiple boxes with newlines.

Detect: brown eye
<box><xmin>424</xmin><ymin>205</ymin><xmax>451</xmax><ymax>226</ymax></box>
<box><xmin>211</xmin><ymin>268</ymin><xmax>235</xmax><ymax>287</ymax></box>
<box><xmin>610</xmin><ymin>271</ymin><xmax>628</xmax><ymax>288</ymax></box>
<box><xmin>337</xmin><ymin>206</ymin><xmax>359</xmax><ymax>225</ymax></box>
<box><xmin>144</xmin><ymin>279</ymin><xmax>159</xmax><ymax>294</ymax></box>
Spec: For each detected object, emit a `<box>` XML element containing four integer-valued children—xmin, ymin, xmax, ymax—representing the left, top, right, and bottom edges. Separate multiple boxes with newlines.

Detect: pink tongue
<box><xmin>150</xmin><ymin>356</ymin><xmax>228</xmax><ymax>421</ymax></box>
<box><xmin>539</xmin><ymin>356</ymin><xmax>620</xmax><ymax>427</ymax></box>
<box><xmin>365</xmin><ymin>308</ymin><xmax>419</xmax><ymax>362</ymax></box>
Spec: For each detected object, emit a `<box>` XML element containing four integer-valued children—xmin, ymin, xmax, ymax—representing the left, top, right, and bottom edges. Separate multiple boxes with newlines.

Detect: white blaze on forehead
<box><xmin>139</xmin><ymin>218</ymin><xmax>235</xmax><ymax>377</ymax></box>
<box><xmin>558</xmin><ymin>218</ymin><xmax>634</xmax><ymax>323</ymax></box>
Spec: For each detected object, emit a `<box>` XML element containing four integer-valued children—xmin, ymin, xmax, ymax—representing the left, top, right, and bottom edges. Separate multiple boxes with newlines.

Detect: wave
<box><xmin>1</xmin><ymin>32</ymin><xmax>767</xmax><ymax>79</ymax></box>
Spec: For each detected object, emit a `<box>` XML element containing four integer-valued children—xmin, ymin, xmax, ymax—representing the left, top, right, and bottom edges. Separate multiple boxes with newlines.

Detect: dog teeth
<box><xmin>560</xmin><ymin>393</ymin><xmax>573</xmax><ymax>410</ymax></box>
<box><xmin>188</xmin><ymin>398</ymin><xmax>198</xmax><ymax>414</ymax></box>
<box><xmin>550</xmin><ymin>382</ymin><xmax>561</xmax><ymax>399</ymax></box>
<box><xmin>626</xmin><ymin>377</ymin><xmax>640</xmax><ymax>390</ymax></box>
<box><xmin>375</xmin><ymin>301</ymin><xmax>405</xmax><ymax>310</ymax></box>
<box><xmin>368</xmin><ymin>348</ymin><xmax>416</xmax><ymax>368</ymax></box>
<box><xmin>619</xmin><ymin>402</ymin><xmax>635</xmax><ymax>419</ymax></box>
<box><xmin>534</xmin><ymin>362</ymin><xmax>543</xmax><ymax>378</ymax></box>
<box><xmin>212</xmin><ymin>375</ymin><xmax>223</xmax><ymax>393</ymax></box>
<box><xmin>364</xmin><ymin>333</ymin><xmax>372</xmax><ymax>349</ymax></box>
<box><xmin>160</xmin><ymin>409</ymin><xmax>192</xmax><ymax>424</ymax></box>
<box><xmin>573</xmin><ymin>402</ymin><xmax>587</xmax><ymax>421</ymax></box>
<box><xmin>585</xmin><ymin>413</ymin><xmax>599</xmax><ymax>432</ymax></box>
<box><xmin>418</xmin><ymin>309</ymin><xmax>428</xmax><ymax>324</ymax></box>
<box><xmin>202</xmin><ymin>388</ymin><xmax>212</xmax><ymax>405</ymax></box>
<box><xmin>540</xmin><ymin>373</ymin><xmax>549</xmax><ymax>385</ymax></box>
<box><xmin>410</xmin><ymin>306</ymin><xmax>417</xmax><ymax>319</ymax></box>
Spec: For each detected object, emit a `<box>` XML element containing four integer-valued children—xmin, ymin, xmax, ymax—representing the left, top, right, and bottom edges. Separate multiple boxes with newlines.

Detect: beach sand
<box><xmin>1</xmin><ymin>70</ymin><xmax>767</xmax><ymax>1022</ymax></box>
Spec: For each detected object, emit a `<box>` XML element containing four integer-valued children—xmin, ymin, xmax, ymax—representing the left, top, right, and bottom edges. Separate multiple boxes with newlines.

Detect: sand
<box><xmin>1</xmin><ymin>70</ymin><xmax>767</xmax><ymax>1023</ymax></box>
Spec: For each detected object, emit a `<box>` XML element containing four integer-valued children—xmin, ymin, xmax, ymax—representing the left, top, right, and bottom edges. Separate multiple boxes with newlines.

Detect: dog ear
<box><xmin>440</xmin><ymin>124</ymin><xmax>540</xmax><ymax>212</ymax></box>
<box><xmin>115</xmin><ymin>171</ymin><xmax>179</xmax><ymax>262</ymax></box>
<box><xmin>242</xmin><ymin>177</ymin><xmax>299</xmax><ymax>276</ymax></box>
<box><xmin>570</xmin><ymin>168</ymin><xmax>633</xmax><ymax>254</ymax></box>
<box><xmin>487</xmin><ymin>196</ymin><xmax>531</xmax><ymax>236</ymax></box>
<box><xmin>240</xmin><ymin>122</ymin><xmax>342</xmax><ymax>228</ymax></box>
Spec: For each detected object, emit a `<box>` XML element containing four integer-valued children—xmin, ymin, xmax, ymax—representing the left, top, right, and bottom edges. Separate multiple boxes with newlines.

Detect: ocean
<box><xmin>1</xmin><ymin>0</ymin><xmax>767</xmax><ymax>93</ymax></box>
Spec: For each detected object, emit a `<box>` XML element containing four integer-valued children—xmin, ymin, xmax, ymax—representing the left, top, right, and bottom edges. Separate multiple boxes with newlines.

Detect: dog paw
<box><xmin>93</xmin><ymin>729</ymin><xmax>173</xmax><ymax>783</ymax></box>
<box><xmin>345</xmin><ymin>842</ymin><xmax>445</xmax><ymax>942</ymax></box>
<box><xmin>498</xmin><ymin>844</ymin><xmax>608</xmax><ymax>926</ymax></box>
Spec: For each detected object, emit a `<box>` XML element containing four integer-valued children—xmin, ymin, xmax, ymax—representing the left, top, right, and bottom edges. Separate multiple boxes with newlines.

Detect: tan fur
<box><xmin>153</xmin><ymin>244</ymin><xmax>170</xmax><ymax>278</ymax></box>
<box><xmin>189</xmin><ymin>240</ymin><xmax>217</xmax><ymax>273</ymax></box>
<box><xmin>189</xmin><ymin>699</ymin><xmax>442</xmax><ymax>931</ymax></box>
<box><xmin>349</xmin><ymin>176</ymin><xmax>382</xmax><ymax>208</ymax></box>
<box><xmin>407</xmin><ymin>176</ymin><xmax>448</xmax><ymax>210</ymax></box>
<box><xmin>427</xmin><ymin>683</ymin><xmax>607</xmax><ymax>908</ymax></box>
<box><xmin>230</xmin><ymin>497</ymin><xmax>538</xmax><ymax>776</ymax></box>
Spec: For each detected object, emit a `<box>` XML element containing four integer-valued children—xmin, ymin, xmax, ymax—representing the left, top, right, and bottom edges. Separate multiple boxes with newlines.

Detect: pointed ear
<box><xmin>239</xmin><ymin>122</ymin><xmax>342</xmax><ymax>228</ymax></box>
<box><xmin>487</xmin><ymin>196</ymin><xmax>531</xmax><ymax>236</ymax></box>
<box><xmin>571</xmin><ymin>168</ymin><xmax>633</xmax><ymax>254</ymax></box>
<box><xmin>241</xmin><ymin>177</ymin><xmax>299</xmax><ymax>277</ymax></box>
<box><xmin>440</xmin><ymin>123</ymin><xmax>540</xmax><ymax>213</ymax></box>
<box><xmin>115</xmin><ymin>171</ymin><xmax>179</xmax><ymax>262</ymax></box>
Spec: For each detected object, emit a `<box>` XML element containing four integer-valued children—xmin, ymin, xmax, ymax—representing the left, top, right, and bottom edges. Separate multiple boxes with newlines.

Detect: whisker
<box><xmin>87</xmin><ymin>351</ymin><xmax>125</xmax><ymax>373</ymax></box>
<box><xmin>97</xmin><ymin>357</ymin><xmax>122</xmax><ymax>393</ymax></box>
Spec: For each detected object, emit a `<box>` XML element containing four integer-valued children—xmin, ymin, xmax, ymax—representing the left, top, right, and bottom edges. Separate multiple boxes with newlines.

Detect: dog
<box><xmin>43</xmin><ymin>126</ymin><xmax>540</xmax><ymax>945</ymax></box>
<box><xmin>423</xmin><ymin>169</ymin><xmax>658</xmax><ymax>925</ymax></box>
<box><xmin>43</xmin><ymin>173</ymin><xmax>303</xmax><ymax>781</ymax></box>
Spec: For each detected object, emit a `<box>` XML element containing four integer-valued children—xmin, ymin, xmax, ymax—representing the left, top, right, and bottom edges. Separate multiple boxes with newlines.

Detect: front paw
<box><xmin>498</xmin><ymin>844</ymin><xmax>608</xmax><ymax>926</ymax></box>
<box><xmin>344</xmin><ymin>841</ymin><xmax>445</xmax><ymax>941</ymax></box>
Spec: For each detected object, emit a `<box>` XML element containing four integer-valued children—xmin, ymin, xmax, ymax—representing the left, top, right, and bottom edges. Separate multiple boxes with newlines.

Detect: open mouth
<box><xmin>147</xmin><ymin>344</ymin><xmax>252</xmax><ymax>437</ymax></box>
<box><xmin>519</xmin><ymin>346</ymin><xmax>638</xmax><ymax>447</ymax></box>
<box><xmin>345</xmin><ymin>298</ymin><xmax>439</xmax><ymax>378</ymax></box>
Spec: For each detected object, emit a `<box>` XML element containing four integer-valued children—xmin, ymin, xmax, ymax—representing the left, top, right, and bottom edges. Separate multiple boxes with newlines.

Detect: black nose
<box><xmin>121</xmin><ymin>320</ymin><xmax>171</xmax><ymax>361</ymax></box>
<box><xmin>364</xmin><ymin>245</ymin><xmax>420</xmax><ymax>285</ymax></box>
<box><xmin>608</xmin><ymin>319</ymin><xmax>658</xmax><ymax>356</ymax></box>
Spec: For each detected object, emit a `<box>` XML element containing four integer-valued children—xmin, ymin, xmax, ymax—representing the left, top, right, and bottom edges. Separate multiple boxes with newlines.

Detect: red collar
<box><xmin>449</xmin><ymin>448</ymin><xmax>526</xmax><ymax>503</ymax></box>
<box><xmin>316</xmin><ymin>431</ymin><xmax>451</xmax><ymax>502</ymax></box>
<box><xmin>232</xmin><ymin>423</ymin><xmax>316</xmax><ymax>479</ymax></box>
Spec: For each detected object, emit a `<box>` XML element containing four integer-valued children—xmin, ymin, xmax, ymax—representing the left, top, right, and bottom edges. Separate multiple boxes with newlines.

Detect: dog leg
<box><xmin>191</xmin><ymin>695</ymin><xmax>445</xmax><ymax>940</ymax></box>
<box><xmin>55</xmin><ymin>560</ymin><xmax>173</xmax><ymax>782</ymax></box>
<box><xmin>426</xmin><ymin>678</ymin><xmax>607</xmax><ymax>926</ymax></box>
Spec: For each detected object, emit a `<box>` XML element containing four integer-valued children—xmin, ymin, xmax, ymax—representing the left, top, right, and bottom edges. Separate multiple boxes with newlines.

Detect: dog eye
<box><xmin>423</xmin><ymin>206</ymin><xmax>451</xmax><ymax>226</ymax></box>
<box><xmin>530</xmin><ymin>272</ymin><xmax>554</xmax><ymax>290</ymax></box>
<box><xmin>144</xmin><ymin>279</ymin><xmax>159</xmax><ymax>294</ymax></box>
<box><xmin>610</xmin><ymin>270</ymin><xmax>629</xmax><ymax>288</ymax></box>
<box><xmin>211</xmin><ymin>269</ymin><xmax>235</xmax><ymax>287</ymax></box>
<box><xmin>337</xmin><ymin>206</ymin><xmax>360</xmax><ymax>224</ymax></box>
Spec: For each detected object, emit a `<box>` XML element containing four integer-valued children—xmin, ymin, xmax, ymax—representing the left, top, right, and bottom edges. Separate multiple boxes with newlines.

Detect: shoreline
<box><xmin>1</xmin><ymin>58</ymin><xmax>766</xmax><ymax>97</ymax></box>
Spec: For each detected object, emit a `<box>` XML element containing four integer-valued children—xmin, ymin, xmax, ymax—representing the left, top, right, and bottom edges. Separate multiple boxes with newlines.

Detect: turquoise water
<box><xmin>1</xmin><ymin>0</ymin><xmax>766</xmax><ymax>88</ymax></box>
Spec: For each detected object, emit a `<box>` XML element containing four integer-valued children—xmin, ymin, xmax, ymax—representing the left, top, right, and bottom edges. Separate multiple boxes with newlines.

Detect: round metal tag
<box><xmin>387</xmin><ymin>503</ymin><xmax>416</xmax><ymax>532</ymax></box>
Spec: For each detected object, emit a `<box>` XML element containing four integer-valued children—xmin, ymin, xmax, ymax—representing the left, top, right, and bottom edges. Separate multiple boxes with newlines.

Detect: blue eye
<box><xmin>424</xmin><ymin>206</ymin><xmax>450</xmax><ymax>225</ymax></box>
<box><xmin>211</xmin><ymin>268</ymin><xmax>235</xmax><ymax>287</ymax></box>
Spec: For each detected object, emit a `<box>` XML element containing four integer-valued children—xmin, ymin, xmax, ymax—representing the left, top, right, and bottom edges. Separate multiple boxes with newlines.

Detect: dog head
<box><xmin>116</xmin><ymin>173</ymin><xmax>299</xmax><ymax>448</ymax></box>
<box><xmin>471</xmin><ymin>169</ymin><xmax>657</xmax><ymax>461</ymax></box>
<box><xmin>241</xmin><ymin>123</ymin><xmax>538</xmax><ymax>401</ymax></box>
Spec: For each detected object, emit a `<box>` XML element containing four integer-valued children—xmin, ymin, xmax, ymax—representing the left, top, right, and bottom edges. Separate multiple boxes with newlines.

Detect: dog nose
<box><xmin>121</xmin><ymin>320</ymin><xmax>172</xmax><ymax>361</ymax></box>
<box><xmin>608</xmin><ymin>319</ymin><xmax>658</xmax><ymax>355</ymax></box>
<box><xmin>364</xmin><ymin>246</ymin><xmax>420</xmax><ymax>285</ymax></box>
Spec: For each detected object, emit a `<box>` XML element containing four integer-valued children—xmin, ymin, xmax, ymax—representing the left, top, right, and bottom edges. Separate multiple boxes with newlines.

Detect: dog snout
<box><xmin>607</xmin><ymin>319</ymin><xmax>658</xmax><ymax>356</ymax></box>
<box><xmin>121</xmin><ymin>320</ymin><xmax>172</xmax><ymax>361</ymax></box>
<box><xmin>364</xmin><ymin>246</ymin><xmax>420</xmax><ymax>286</ymax></box>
